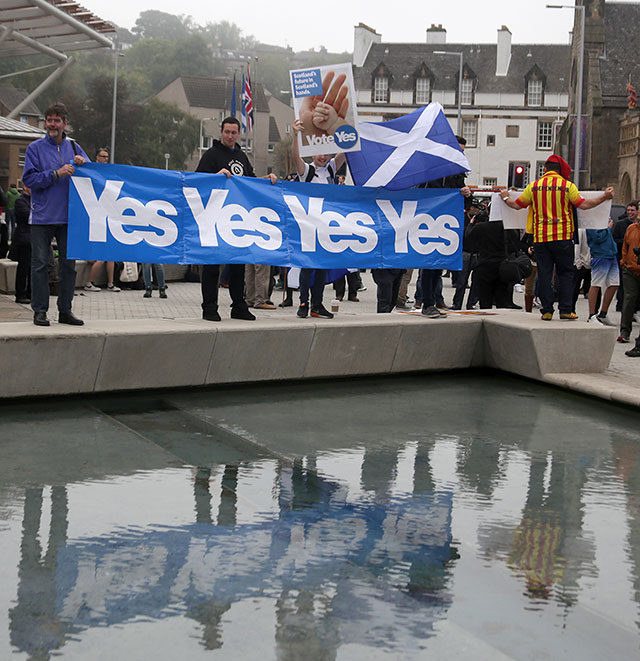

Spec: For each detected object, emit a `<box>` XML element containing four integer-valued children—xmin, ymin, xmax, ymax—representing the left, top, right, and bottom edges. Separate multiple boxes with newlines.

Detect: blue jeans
<box><xmin>534</xmin><ymin>239</ymin><xmax>574</xmax><ymax>314</ymax></box>
<box><xmin>30</xmin><ymin>224</ymin><xmax>76</xmax><ymax>314</ymax></box>
<box><xmin>143</xmin><ymin>264</ymin><xmax>165</xmax><ymax>288</ymax></box>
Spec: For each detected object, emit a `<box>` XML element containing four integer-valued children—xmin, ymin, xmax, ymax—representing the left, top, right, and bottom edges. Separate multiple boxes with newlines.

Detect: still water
<box><xmin>0</xmin><ymin>373</ymin><xmax>638</xmax><ymax>659</ymax></box>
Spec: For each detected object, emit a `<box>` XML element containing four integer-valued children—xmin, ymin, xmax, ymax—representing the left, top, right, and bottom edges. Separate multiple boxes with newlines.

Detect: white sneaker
<box><xmin>596</xmin><ymin>314</ymin><xmax>615</xmax><ymax>327</ymax></box>
<box><xmin>106</xmin><ymin>283</ymin><xmax>121</xmax><ymax>292</ymax></box>
<box><xmin>514</xmin><ymin>284</ymin><xmax>525</xmax><ymax>293</ymax></box>
<box><xmin>634</xmin><ymin>312</ymin><xmax>640</xmax><ymax>324</ymax></box>
<box><xmin>84</xmin><ymin>282</ymin><xmax>100</xmax><ymax>291</ymax></box>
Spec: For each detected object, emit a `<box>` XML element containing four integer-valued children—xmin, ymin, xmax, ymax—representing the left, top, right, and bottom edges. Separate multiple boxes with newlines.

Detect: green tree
<box><xmin>132</xmin><ymin>10</ymin><xmax>193</xmax><ymax>40</ymax></box>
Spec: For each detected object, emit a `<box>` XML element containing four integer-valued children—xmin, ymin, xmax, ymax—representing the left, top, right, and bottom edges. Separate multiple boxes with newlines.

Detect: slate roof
<box><xmin>355</xmin><ymin>42</ymin><xmax>570</xmax><ymax>95</ymax></box>
<box><xmin>600</xmin><ymin>2</ymin><xmax>640</xmax><ymax>103</ymax></box>
<box><xmin>0</xmin><ymin>116</ymin><xmax>45</xmax><ymax>138</ymax></box>
<box><xmin>0</xmin><ymin>85</ymin><xmax>41</xmax><ymax>117</ymax></box>
<box><xmin>180</xmin><ymin>76</ymin><xmax>270</xmax><ymax>113</ymax></box>
<box><xmin>268</xmin><ymin>116</ymin><xmax>280</xmax><ymax>142</ymax></box>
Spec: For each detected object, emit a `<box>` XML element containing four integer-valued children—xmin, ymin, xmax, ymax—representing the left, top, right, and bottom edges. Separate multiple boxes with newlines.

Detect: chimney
<box><xmin>426</xmin><ymin>24</ymin><xmax>446</xmax><ymax>45</ymax></box>
<box><xmin>353</xmin><ymin>23</ymin><xmax>381</xmax><ymax>67</ymax></box>
<box><xmin>496</xmin><ymin>25</ymin><xmax>512</xmax><ymax>76</ymax></box>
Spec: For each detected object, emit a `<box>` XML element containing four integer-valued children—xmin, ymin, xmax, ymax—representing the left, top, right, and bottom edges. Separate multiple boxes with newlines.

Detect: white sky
<box><xmin>80</xmin><ymin>0</ymin><xmax>597</xmax><ymax>53</ymax></box>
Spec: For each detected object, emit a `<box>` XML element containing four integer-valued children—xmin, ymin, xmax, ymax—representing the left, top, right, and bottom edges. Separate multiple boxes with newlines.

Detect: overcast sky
<box><xmin>82</xmin><ymin>1</ymin><xmax>638</xmax><ymax>52</ymax></box>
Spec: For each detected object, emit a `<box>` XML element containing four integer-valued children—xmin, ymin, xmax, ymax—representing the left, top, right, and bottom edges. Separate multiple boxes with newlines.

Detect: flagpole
<box><xmin>253</xmin><ymin>58</ymin><xmax>258</xmax><ymax>172</ymax></box>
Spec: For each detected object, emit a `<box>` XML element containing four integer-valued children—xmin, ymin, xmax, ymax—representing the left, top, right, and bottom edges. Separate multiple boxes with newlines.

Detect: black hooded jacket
<box><xmin>195</xmin><ymin>139</ymin><xmax>255</xmax><ymax>177</ymax></box>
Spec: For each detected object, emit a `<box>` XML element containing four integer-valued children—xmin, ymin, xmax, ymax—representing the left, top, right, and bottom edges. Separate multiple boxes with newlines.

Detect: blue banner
<box><xmin>68</xmin><ymin>163</ymin><xmax>463</xmax><ymax>269</ymax></box>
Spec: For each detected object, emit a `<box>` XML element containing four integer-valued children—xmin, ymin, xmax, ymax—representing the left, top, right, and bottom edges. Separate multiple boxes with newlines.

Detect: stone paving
<box><xmin>1</xmin><ymin>271</ymin><xmax>639</xmax><ymax>397</ymax></box>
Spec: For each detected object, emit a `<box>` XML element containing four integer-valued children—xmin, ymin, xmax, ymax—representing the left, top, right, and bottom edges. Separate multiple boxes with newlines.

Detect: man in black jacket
<box><xmin>195</xmin><ymin>116</ymin><xmax>277</xmax><ymax>321</ymax></box>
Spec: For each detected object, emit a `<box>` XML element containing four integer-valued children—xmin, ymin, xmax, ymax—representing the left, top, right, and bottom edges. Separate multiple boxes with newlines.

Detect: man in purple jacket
<box><xmin>23</xmin><ymin>103</ymin><xmax>89</xmax><ymax>326</ymax></box>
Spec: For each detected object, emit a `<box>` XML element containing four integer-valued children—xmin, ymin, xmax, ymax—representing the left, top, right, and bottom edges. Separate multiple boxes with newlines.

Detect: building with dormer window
<box><xmin>352</xmin><ymin>23</ymin><xmax>570</xmax><ymax>188</ymax></box>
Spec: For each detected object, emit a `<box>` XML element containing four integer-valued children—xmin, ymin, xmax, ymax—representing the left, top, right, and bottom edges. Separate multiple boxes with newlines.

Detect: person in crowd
<box><xmin>585</xmin><ymin>221</ymin><xmax>618</xmax><ymax>325</ymax></box>
<box><xmin>618</xmin><ymin>211</ymin><xmax>640</xmax><ymax>345</ymax></box>
<box><xmin>142</xmin><ymin>264</ymin><xmax>167</xmax><ymax>298</ymax></box>
<box><xmin>612</xmin><ymin>201</ymin><xmax>638</xmax><ymax>312</ymax></box>
<box><xmin>291</xmin><ymin>117</ymin><xmax>345</xmax><ymax>319</ymax></box>
<box><xmin>572</xmin><ymin>228</ymin><xmax>591</xmax><ymax>314</ymax></box>
<box><xmin>501</xmin><ymin>155</ymin><xmax>613</xmax><ymax>320</ymax></box>
<box><xmin>22</xmin><ymin>102</ymin><xmax>89</xmax><ymax>326</ymax></box>
<box><xmin>5</xmin><ymin>183</ymin><xmax>20</xmax><ymax>241</ymax></box>
<box><xmin>84</xmin><ymin>147</ymin><xmax>120</xmax><ymax>293</ymax></box>
<box><xmin>12</xmin><ymin>185</ymin><xmax>32</xmax><ymax>303</ymax></box>
<box><xmin>195</xmin><ymin>116</ymin><xmax>277</xmax><ymax>322</ymax></box>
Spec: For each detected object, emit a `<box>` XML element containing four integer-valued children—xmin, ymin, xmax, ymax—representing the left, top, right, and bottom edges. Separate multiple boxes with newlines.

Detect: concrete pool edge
<box><xmin>0</xmin><ymin>310</ymin><xmax>626</xmax><ymax>404</ymax></box>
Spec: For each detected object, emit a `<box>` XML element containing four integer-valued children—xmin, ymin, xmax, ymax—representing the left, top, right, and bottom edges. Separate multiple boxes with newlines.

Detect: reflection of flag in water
<box><xmin>346</xmin><ymin>103</ymin><xmax>470</xmax><ymax>190</ymax></box>
<box><xmin>242</xmin><ymin>66</ymin><xmax>254</xmax><ymax>134</ymax></box>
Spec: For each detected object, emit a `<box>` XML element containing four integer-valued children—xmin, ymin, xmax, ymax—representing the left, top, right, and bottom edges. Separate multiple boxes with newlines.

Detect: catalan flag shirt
<box><xmin>515</xmin><ymin>172</ymin><xmax>584</xmax><ymax>243</ymax></box>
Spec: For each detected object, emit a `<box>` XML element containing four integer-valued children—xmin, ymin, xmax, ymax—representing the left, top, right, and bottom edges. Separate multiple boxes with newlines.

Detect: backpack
<box><xmin>301</xmin><ymin>163</ymin><xmax>335</xmax><ymax>183</ymax></box>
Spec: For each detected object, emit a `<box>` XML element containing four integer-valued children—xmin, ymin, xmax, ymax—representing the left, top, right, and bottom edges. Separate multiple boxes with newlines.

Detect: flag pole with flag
<box><xmin>346</xmin><ymin>103</ymin><xmax>470</xmax><ymax>190</ymax></box>
<box><xmin>240</xmin><ymin>73</ymin><xmax>247</xmax><ymax>133</ymax></box>
<box><xmin>230</xmin><ymin>72</ymin><xmax>237</xmax><ymax>117</ymax></box>
<box><xmin>243</xmin><ymin>64</ymin><xmax>254</xmax><ymax>134</ymax></box>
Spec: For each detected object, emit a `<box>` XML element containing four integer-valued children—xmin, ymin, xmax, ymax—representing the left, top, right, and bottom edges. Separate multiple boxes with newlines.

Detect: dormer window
<box><xmin>461</xmin><ymin>79</ymin><xmax>474</xmax><ymax>105</ymax></box>
<box><xmin>527</xmin><ymin>79</ymin><xmax>543</xmax><ymax>106</ymax></box>
<box><xmin>374</xmin><ymin>76</ymin><xmax>389</xmax><ymax>103</ymax></box>
<box><xmin>415</xmin><ymin>78</ymin><xmax>431</xmax><ymax>105</ymax></box>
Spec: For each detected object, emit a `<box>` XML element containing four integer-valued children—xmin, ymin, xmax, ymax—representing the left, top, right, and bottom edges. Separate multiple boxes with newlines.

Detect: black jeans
<box><xmin>534</xmin><ymin>240</ymin><xmax>574</xmax><ymax>315</ymax></box>
<box><xmin>372</xmin><ymin>269</ymin><xmax>404</xmax><ymax>313</ymax></box>
<box><xmin>299</xmin><ymin>269</ymin><xmax>327</xmax><ymax>308</ymax></box>
<box><xmin>201</xmin><ymin>264</ymin><xmax>248</xmax><ymax>315</ymax></box>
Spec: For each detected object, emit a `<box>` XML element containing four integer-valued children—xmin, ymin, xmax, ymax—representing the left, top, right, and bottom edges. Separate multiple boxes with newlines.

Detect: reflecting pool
<box><xmin>1</xmin><ymin>373</ymin><xmax>639</xmax><ymax>659</ymax></box>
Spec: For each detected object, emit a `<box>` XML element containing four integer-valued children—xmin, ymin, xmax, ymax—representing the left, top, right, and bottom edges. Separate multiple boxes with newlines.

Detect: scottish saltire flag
<box><xmin>243</xmin><ymin>66</ymin><xmax>254</xmax><ymax>133</ymax></box>
<box><xmin>346</xmin><ymin>103</ymin><xmax>470</xmax><ymax>190</ymax></box>
<box><xmin>230</xmin><ymin>72</ymin><xmax>237</xmax><ymax>117</ymax></box>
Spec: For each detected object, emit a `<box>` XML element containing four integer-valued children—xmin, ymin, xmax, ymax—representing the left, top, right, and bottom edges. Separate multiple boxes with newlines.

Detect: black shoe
<box><xmin>297</xmin><ymin>302</ymin><xmax>309</xmax><ymax>318</ymax></box>
<box><xmin>230</xmin><ymin>307</ymin><xmax>256</xmax><ymax>321</ymax></box>
<box><xmin>311</xmin><ymin>304</ymin><xmax>334</xmax><ymax>319</ymax></box>
<box><xmin>159</xmin><ymin>287</ymin><xmax>167</xmax><ymax>299</ymax></box>
<box><xmin>203</xmin><ymin>310</ymin><xmax>221</xmax><ymax>322</ymax></box>
<box><xmin>505</xmin><ymin>303</ymin><xmax>522</xmax><ymax>309</ymax></box>
<box><xmin>279</xmin><ymin>297</ymin><xmax>293</xmax><ymax>308</ymax></box>
<box><xmin>58</xmin><ymin>311</ymin><xmax>84</xmax><ymax>326</ymax></box>
<box><xmin>144</xmin><ymin>287</ymin><xmax>152</xmax><ymax>298</ymax></box>
<box><xmin>625</xmin><ymin>346</ymin><xmax>640</xmax><ymax>358</ymax></box>
<box><xmin>33</xmin><ymin>311</ymin><xmax>50</xmax><ymax>326</ymax></box>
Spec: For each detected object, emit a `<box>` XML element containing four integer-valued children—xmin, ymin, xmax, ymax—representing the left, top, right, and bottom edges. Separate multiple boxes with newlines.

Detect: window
<box><xmin>487</xmin><ymin>134</ymin><xmax>496</xmax><ymax>147</ymax></box>
<box><xmin>506</xmin><ymin>125</ymin><xmax>520</xmax><ymax>138</ymax></box>
<box><xmin>537</xmin><ymin>121</ymin><xmax>553</xmax><ymax>150</ymax></box>
<box><xmin>462</xmin><ymin>119</ymin><xmax>477</xmax><ymax>147</ymax></box>
<box><xmin>460</xmin><ymin>78</ymin><xmax>474</xmax><ymax>105</ymax></box>
<box><xmin>240</xmin><ymin>138</ymin><xmax>253</xmax><ymax>152</ymax></box>
<box><xmin>483</xmin><ymin>177</ymin><xmax>498</xmax><ymax>186</ymax></box>
<box><xmin>267</xmin><ymin>143</ymin><xmax>275</xmax><ymax>153</ymax></box>
<box><xmin>536</xmin><ymin>161</ymin><xmax>546</xmax><ymax>179</ymax></box>
<box><xmin>415</xmin><ymin>77</ymin><xmax>430</xmax><ymax>104</ymax></box>
<box><xmin>527</xmin><ymin>79</ymin><xmax>543</xmax><ymax>106</ymax></box>
<box><xmin>19</xmin><ymin>115</ymin><xmax>29</xmax><ymax>123</ymax></box>
<box><xmin>18</xmin><ymin>148</ymin><xmax>26</xmax><ymax>168</ymax></box>
<box><xmin>374</xmin><ymin>76</ymin><xmax>389</xmax><ymax>103</ymax></box>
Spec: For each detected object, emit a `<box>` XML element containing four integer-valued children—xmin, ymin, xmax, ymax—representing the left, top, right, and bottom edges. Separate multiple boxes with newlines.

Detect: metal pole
<box><xmin>575</xmin><ymin>5</ymin><xmax>585</xmax><ymax>187</ymax></box>
<box><xmin>253</xmin><ymin>57</ymin><xmax>259</xmax><ymax>172</ymax></box>
<box><xmin>457</xmin><ymin>52</ymin><xmax>463</xmax><ymax>136</ymax></box>
<box><xmin>110</xmin><ymin>43</ymin><xmax>119</xmax><ymax>163</ymax></box>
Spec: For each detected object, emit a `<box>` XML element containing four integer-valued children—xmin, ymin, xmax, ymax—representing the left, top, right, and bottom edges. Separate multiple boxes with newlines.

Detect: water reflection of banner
<box><xmin>67</xmin><ymin>163</ymin><xmax>463</xmax><ymax>269</ymax></box>
<box><xmin>54</xmin><ymin>493</ymin><xmax>454</xmax><ymax>639</ymax></box>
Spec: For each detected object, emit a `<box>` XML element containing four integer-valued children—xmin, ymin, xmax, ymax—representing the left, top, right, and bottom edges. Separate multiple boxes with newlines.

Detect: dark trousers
<box><xmin>334</xmin><ymin>271</ymin><xmax>359</xmax><ymax>299</ymax></box>
<box><xmin>14</xmin><ymin>242</ymin><xmax>31</xmax><ymax>300</ymax></box>
<box><xmin>452</xmin><ymin>252</ymin><xmax>478</xmax><ymax>309</ymax></box>
<box><xmin>534</xmin><ymin>240</ymin><xmax>574</xmax><ymax>315</ymax></box>
<box><xmin>372</xmin><ymin>269</ymin><xmax>404</xmax><ymax>313</ymax></box>
<box><xmin>474</xmin><ymin>261</ymin><xmax>511</xmax><ymax>309</ymax></box>
<box><xmin>572</xmin><ymin>266</ymin><xmax>591</xmax><ymax>313</ymax></box>
<box><xmin>620</xmin><ymin>269</ymin><xmax>640</xmax><ymax>336</ymax></box>
<box><xmin>201</xmin><ymin>263</ymin><xmax>247</xmax><ymax>315</ymax></box>
<box><xmin>30</xmin><ymin>224</ymin><xmax>76</xmax><ymax>314</ymax></box>
<box><xmin>419</xmin><ymin>269</ymin><xmax>441</xmax><ymax>309</ymax></box>
<box><xmin>299</xmin><ymin>269</ymin><xmax>327</xmax><ymax>308</ymax></box>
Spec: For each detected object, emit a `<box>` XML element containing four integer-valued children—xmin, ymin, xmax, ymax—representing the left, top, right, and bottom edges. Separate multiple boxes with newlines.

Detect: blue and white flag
<box><xmin>346</xmin><ymin>103</ymin><xmax>470</xmax><ymax>190</ymax></box>
<box><xmin>67</xmin><ymin>163</ymin><xmax>463</xmax><ymax>270</ymax></box>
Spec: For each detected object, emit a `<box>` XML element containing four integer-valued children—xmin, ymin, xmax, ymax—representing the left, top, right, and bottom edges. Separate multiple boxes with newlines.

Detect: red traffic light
<box><xmin>515</xmin><ymin>165</ymin><xmax>524</xmax><ymax>175</ymax></box>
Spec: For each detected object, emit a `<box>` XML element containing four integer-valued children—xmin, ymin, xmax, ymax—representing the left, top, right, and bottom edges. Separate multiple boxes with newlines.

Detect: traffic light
<box><xmin>509</xmin><ymin>162</ymin><xmax>527</xmax><ymax>188</ymax></box>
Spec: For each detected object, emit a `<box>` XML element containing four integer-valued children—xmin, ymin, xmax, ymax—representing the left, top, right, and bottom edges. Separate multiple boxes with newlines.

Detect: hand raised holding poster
<box><xmin>291</xmin><ymin>63</ymin><xmax>360</xmax><ymax>157</ymax></box>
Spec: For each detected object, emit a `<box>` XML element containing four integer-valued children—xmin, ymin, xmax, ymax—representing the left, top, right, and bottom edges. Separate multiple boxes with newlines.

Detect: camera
<box><xmin>634</xmin><ymin>246</ymin><xmax>640</xmax><ymax>264</ymax></box>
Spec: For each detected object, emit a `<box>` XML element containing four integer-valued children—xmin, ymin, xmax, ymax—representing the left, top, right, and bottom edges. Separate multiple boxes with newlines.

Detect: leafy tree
<box><xmin>132</xmin><ymin>10</ymin><xmax>193</xmax><ymax>41</ymax></box>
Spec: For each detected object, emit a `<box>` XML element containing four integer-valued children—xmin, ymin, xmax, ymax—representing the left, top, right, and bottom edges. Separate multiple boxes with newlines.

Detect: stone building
<box><xmin>352</xmin><ymin>23</ymin><xmax>570</xmax><ymax>188</ymax></box>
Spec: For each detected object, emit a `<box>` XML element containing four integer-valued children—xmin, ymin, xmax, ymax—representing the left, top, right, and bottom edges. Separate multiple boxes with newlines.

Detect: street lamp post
<box><xmin>434</xmin><ymin>50</ymin><xmax>463</xmax><ymax>135</ymax></box>
<box><xmin>164</xmin><ymin>153</ymin><xmax>170</xmax><ymax>170</ymax></box>
<box><xmin>199</xmin><ymin>117</ymin><xmax>217</xmax><ymax>155</ymax></box>
<box><xmin>547</xmin><ymin>3</ymin><xmax>585</xmax><ymax>187</ymax></box>
<box><xmin>110</xmin><ymin>42</ymin><xmax>123</xmax><ymax>163</ymax></box>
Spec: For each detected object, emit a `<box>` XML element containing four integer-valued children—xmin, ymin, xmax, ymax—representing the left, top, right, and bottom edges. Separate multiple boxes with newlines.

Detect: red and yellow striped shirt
<box><xmin>516</xmin><ymin>172</ymin><xmax>584</xmax><ymax>243</ymax></box>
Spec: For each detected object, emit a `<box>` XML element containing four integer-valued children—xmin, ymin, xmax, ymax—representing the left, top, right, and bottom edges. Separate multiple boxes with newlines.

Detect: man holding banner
<box><xmin>196</xmin><ymin>116</ymin><xmax>277</xmax><ymax>322</ymax></box>
<box><xmin>502</xmin><ymin>155</ymin><xmax>613</xmax><ymax>321</ymax></box>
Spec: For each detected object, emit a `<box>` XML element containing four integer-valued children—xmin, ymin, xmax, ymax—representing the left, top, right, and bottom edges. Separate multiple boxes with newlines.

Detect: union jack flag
<box><xmin>242</xmin><ymin>66</ymin><xmax>253</xmax><ymax>134</ymax></box>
